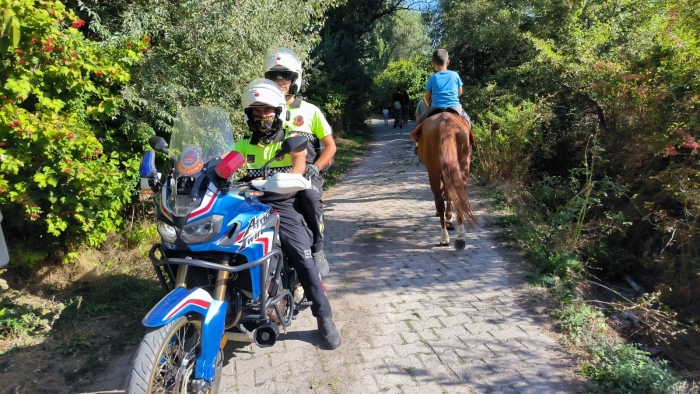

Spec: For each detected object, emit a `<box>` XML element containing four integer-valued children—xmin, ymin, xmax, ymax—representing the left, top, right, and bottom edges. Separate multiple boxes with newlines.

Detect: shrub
<box><xmin>0</xmin><ymin>0</ymin><xmax>145</xmax><ymax>265</ymax></box>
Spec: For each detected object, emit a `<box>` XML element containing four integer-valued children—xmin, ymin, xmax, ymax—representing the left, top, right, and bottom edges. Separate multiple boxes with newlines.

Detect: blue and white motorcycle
<box><xmin>126</xmin><ymin>106</ymin><xmax>310</xmax><ymax>394</ymax></box>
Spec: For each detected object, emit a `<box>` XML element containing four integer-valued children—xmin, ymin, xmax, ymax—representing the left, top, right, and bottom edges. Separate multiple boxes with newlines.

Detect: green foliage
<box><xmin>374</xmin><ymin>9</ymin><xmax>432</xmax><ymax>64</ymax></box>
<box><xmin>119</xmin><ymin>0</ymin><xmax>336</xmax><ymax>141</ymax></box>
<box><xmin>552</xmin><ymin>303</ymin><xmax>607</xmax><ymax>345</ymax></box>
<box><xmin>552</xmin><ymin>303</ymin><xmax>676</xmax><ymax>393</ymax></box>
<box><xmin>583</xmin><ymin>341</ymin><xmax>676</xmax><ymax>394</ymax></box>
<box><xmin>0</xmin><ymin>293</ymin><xmax>60</xmax><ymax>344</ymax></box>
<box><xmin>373</xmin><ymin>56</ymin><xmax>432</xmax><ymax>112</ymax></box>
<box><xmin>471</xmin><ymin>91</ymin><xmax>548</xmax><ymax>181</ymax></box>
<box><xmin>307</xmin><ymin>0</ymin><xmax>406</xmax><ymax>134</ymax></box>
<box><xmin>0</xmin><ymin>0</ymin><xmax>145</xmax><ymax>266</ymax></box>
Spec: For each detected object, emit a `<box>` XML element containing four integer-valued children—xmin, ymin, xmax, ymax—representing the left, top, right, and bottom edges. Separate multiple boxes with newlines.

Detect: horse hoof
<box><xmin>445</xmin><ymin>222</ymin><xmax>454</xmax><ymax>230</ymax></box>
<box><xmin>439</xmin><ymin>241</ymin><xmax>450</xmax><ymax>247</ymax></box>
<box><xmin>454</xmin><ymin>239</ymin><xmax>466</xmax><ymax>250</ymax></box>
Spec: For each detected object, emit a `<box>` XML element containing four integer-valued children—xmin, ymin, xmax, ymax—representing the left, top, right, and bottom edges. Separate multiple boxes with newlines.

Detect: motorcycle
<box><xmin>126</xmin><ymin>106</ymin><xmax>311</xmax><ymax>394</ymax></box>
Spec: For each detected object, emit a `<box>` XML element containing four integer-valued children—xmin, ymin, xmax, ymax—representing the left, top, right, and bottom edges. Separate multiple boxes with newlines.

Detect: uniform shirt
<box><xmin>232</xmin><ymin>130</ymin><xmax>301</xmax><ymax>201</ymax></box>
<box><xmin>285</xmin><ymin>97</ymin><xmax>332</xmax><ymax>165</ymax></box>
<box><xmin>232</xmin><ymin>131</ymin><xmax>293</xmax><ymax>180</ymax></box>
<box><xmin>425</xmin><ymin>70</ymin><xmax>463</xmax><ymax>108</ymax></box>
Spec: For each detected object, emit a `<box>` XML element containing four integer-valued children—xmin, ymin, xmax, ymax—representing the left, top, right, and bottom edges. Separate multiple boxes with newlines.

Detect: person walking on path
<box><xmin>392</xmin><ymin>87</ymin><xmax>404</xmax><ymax>128</ymax></box>
<box><xmin>382</xmin><ymin>107</ymin><xmax>389</xmax><ymax>126</ymax></box>
<box><xmin>401</xmin><ymin>88</ymin><xmax>410</xmax><ymax>125</ymax></box>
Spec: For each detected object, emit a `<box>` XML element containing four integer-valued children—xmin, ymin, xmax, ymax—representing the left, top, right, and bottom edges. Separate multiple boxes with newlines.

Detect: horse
<box><xmin>411</xmin><ymin>112</ymin><xmax>478</xmax><ymax>249</ymax></box>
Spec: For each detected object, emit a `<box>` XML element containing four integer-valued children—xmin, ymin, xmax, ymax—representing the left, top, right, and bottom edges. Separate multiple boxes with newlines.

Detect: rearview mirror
<box><xmin>148</xmin><ymin>136</ymin><xmax>169</xmax><ymax>155</ymax></box>
<box><xmin>275</xmin><ymin>136</ymin><xmax>308</xmax><ymax>159</ymax></box>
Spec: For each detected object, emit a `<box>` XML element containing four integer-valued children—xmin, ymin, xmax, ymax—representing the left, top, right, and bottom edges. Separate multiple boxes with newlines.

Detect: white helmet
<box><xmin>242</xmin><ymin>78</ymin><xmax>287</xmax><ymax>114</ymax></box>
<box><xmin>242</xmin><ymin>79</ymin><xmax>288</xmax><ymax>142</ymax></box>
<box><xmin>264</xmin><ymin>48</ymin><xmax>303</xmax><ymax>96</ymax></box>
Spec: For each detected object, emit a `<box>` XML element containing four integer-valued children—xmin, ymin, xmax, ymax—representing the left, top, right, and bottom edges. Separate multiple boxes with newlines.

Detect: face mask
<box><xmin>252</xmin><ymin>115</ymin><xmax>278</xmax><ymax>144</ymax></box>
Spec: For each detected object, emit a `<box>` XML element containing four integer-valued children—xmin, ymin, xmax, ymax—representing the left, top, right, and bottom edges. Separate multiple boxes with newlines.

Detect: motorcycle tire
<box><xmin>125</xmin><ymin>316</ymin><xmax>223</xmax><ymax>394</ymax></box>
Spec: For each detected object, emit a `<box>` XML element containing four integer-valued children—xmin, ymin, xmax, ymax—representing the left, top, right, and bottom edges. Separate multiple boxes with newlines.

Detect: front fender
<box><xmin>143</xmin><ymin>287</ymin><xmax>214</xmax><ymax>327</ymax></box>
<box><xmin>143</xmin><ymin>286</ymin><xmax>227</xmax><ymax>382</ymax></box>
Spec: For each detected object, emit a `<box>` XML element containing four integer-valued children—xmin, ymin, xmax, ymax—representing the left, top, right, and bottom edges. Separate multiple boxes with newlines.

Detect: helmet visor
<box><xmin>265</xmin><ymin>70</ymin><xmax>298</xmax><ymax>81</ymax></box>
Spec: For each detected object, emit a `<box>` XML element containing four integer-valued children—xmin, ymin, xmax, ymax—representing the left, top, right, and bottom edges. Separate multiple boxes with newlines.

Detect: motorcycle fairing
<box><xmin>235</xmin><ymin>229</ymin><xmax>276</xmax><ymax>300</ymax></box>
<box><xmin>142</xmin><ymin>287</ymin><xmax>212</xmax><ymax>327</ymax></box>
<box><xmin>195</xmin><ymin>299</ymin><xmax>227</xmax><ymax>381</ymax></box>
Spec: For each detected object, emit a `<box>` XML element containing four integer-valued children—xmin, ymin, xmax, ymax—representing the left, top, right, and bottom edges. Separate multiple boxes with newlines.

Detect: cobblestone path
<box><xmin>89</xmin><ymin>119</ymin><xmax>582</xmax><ymax>394</ymax></box>
<box><xmin>218</xmin><ymin>120</ymin><xmax>581</xmax><ymax>394</ymax></box>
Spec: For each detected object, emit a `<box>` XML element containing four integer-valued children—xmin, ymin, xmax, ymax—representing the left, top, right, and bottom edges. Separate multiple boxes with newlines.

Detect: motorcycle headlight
<box><xmin>181</xmin><ymin>215</ymin><xmax>224</xmax><ymax>244</ymax></box>
<box><xmin>157</xmin><ymin>221</ymin><xmax>177</xmax><ymax>243</ymax></box>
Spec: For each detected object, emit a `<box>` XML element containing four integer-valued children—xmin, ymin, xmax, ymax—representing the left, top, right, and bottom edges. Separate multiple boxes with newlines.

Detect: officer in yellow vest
<box><xmin>264</xmin><ymin>48</ymin><xmax>337</xmax><ymax>277</ymax></box>
<box><xmin>233</xmin><ymin>79</ymin><xmax>341</xmax><ymax>350</ymax></box>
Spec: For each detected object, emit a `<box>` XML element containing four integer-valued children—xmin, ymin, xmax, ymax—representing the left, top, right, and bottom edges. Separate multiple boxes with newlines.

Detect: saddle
<box><xmin>410</xmin><ymin>109</ymin><xmax>476</xmax><ymax>145</ymax></box>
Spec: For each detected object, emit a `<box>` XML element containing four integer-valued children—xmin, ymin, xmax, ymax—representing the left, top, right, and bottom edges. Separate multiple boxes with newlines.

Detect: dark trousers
<box><xmin>294</xmin><ymin>177</ymin><xmax>324</xmax><ymax>254</ymax></box>
<box><xmin>393</xmin><ymin>108</ymin><xmax>402</xmax><ymax>127</ymax></box>
<box><xmin>401</xmin><ymin>104</ymin><xmax>409</xmax><ymax>124</ymax></box>
<box><xmin>267</xmin><ymin>198</ymin><xmax>332</xmax><ymax>318</ymax></box>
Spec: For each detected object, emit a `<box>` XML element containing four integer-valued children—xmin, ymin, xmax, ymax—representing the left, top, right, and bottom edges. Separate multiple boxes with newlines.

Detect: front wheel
<box><xmin>126</xmin><ymin>316</ymin><xmax>222</xmax><ymax>394</ymax></box>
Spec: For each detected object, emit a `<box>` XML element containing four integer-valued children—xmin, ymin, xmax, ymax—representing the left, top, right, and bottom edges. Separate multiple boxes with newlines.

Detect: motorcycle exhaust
<box><xmin>253</xmin><ymin>323</ymin><xmax>279</xmax><ymax>348</ymax></box>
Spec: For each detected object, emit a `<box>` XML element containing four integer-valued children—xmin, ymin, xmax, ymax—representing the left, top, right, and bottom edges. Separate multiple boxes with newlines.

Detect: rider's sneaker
<box><xmin>317</xmin><ymin>316</ymin><xmax>341</xmax><ymax>350</ymax></box>
<box><xmin>313</xmin><ymin>251</ymin><xmax>330</xmax><ymax>276</ymax></box>
<box><xmin>293</xmin><ymin>284</ymin><xmax>305</xmax><ymax>304</ymax></box>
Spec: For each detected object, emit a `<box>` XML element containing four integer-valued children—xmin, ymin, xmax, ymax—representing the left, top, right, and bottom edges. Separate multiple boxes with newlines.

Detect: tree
<box><xmin>0</xmin><ymin>0</ymin><xmax>145</xmax><ymax>265</ymax></box>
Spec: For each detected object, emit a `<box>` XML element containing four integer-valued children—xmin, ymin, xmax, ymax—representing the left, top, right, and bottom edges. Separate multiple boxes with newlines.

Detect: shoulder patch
<box><xmin>294</xmin><ymin>115</ymin><xmax>304</xmax><ymax>127</ymax></box>
<box><xmin>247</xmin><ymin>155</ymin><xmax>255</xmax><ymax>163</ymax></box>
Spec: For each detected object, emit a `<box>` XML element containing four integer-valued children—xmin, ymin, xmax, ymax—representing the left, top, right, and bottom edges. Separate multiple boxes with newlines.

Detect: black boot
<box><xmin>317</xmin><ymin>316</ymin><xmax>341</xmax><ymax>350</ymax></box>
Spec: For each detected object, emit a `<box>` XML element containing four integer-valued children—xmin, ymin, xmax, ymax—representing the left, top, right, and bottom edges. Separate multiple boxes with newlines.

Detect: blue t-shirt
<box><xmin>425</xmin><ymin>70</ymin><xmax>463</xmax><ymax>108</ymax></box>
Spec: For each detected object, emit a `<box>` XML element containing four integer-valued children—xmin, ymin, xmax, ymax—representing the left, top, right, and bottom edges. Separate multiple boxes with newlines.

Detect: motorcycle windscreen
<box><xmin>167</xmin><ymin>107</ymin><xmax>236</xmax><ymax>217</ymax></box>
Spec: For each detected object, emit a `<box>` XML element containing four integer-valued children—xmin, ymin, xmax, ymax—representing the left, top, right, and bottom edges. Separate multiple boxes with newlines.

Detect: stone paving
<box><xmin>88</xmin><ymin>119</ymin><xmax>582</xmax><ymax>394</ymax></box>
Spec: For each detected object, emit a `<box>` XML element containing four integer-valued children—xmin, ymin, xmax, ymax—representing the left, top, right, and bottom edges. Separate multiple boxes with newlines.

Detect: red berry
<box><xmin>127</xmin><ymin>42</ymin><xmax>133</xmax><ymax>47</ymax></box>
<box><xmin>145</xmin><ymin>36</ymin><xmax>152</xmax><ymax>42</ymax></box>
<box><xmin>71</xmin><ymin>19</ymin><xmax>85</xmax><ymax>29</ymax></box>
<box><xmin>14</xmin><ymin>49</ymin><xmax>23</xmax><ymax>54</ymax></box>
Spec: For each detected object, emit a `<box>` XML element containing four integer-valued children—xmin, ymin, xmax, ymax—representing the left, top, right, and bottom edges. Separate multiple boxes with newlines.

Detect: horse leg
<box><xmin>429</xmin><ymin>170</ymin><xmax>449</xmax><ymax>246</ymax></box>
<box><xmin>454</xmin><ymin>216</ymin><xmax>466</xmax><ymax>250</ymax></box>
<box><xmin>445</xmin><ymin>198</ymin><xmax>454</xmax><ymax>230</ymax></box>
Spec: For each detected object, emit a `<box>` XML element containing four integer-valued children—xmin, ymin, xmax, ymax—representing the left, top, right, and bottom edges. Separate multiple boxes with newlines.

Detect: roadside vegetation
<box><xmin>428</xmin><ymin>0</ymin><xmax>700</xmax><ymax>391</ymax></box>
<box><xmin>3</xmin><ymin>0</ymin><xmax>699</xmax><ymax>392</ymax></box>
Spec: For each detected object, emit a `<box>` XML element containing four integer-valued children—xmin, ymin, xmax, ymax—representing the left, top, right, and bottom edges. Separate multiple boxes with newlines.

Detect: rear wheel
<box><xmin>126</xmin><ymin>316</ymin><xmax>222</xmax><ymax>394</ymax></box>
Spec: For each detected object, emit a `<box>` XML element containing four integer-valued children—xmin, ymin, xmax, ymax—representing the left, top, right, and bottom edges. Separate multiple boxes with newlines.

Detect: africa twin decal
<box><xmin>235</xmin><ymin>211</ymin><xmax>272</xmax><ymax>250</ymax></box>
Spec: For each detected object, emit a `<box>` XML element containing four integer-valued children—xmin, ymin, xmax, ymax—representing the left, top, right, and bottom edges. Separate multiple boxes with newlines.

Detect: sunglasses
<box><xmin>265</xmin><ymin>71</ymin><xmax>297</xmax><ymax>81</ymax></box>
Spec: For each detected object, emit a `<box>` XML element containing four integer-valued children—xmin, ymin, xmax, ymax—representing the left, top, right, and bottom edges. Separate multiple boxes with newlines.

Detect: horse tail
<box><xmin>440</xmin><ymin>116</ymin><xmax>478</xmax><ymax>227</ymax></box>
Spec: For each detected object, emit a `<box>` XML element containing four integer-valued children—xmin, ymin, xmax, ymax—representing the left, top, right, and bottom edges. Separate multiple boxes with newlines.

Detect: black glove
<box><xmin>304</xmin><ymin>163</ymin><xmax>320</xmax><ymax>179</ymax></box>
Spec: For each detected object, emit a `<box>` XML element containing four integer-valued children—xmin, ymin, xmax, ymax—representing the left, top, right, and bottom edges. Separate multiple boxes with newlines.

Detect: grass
<box><xmin>486</xmin><ymin>185</ymin><xmax>699</xmax><ymax>393</ymax></box>
<box><xmin>323</xmin><ymin>133</ymin><xmax>372</xmax><ymax>188</ymax></box>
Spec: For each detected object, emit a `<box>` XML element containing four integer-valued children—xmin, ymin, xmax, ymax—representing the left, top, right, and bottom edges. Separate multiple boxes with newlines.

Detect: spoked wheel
<box><xmin>126</xmin><ymin>316</ymin><xmax>222</xmax><ymax>394</ymax></box>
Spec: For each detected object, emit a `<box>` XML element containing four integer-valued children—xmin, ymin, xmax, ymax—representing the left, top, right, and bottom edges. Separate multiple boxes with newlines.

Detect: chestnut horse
<box><xmin>411</xmin><ymin>112</ymin><xmax>477</xmax><ymax>249</ymax></box>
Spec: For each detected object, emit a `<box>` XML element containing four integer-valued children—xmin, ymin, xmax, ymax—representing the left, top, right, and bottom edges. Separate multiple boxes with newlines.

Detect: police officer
<box><xmin>263</xmin><ymin>48</ymin><xmax>336</xmax><ymax>277</ymax></box>
<box><xmin>233</xmin><ymin>79</ymin><xmax>341</xmax><ymax>350</ymax></box>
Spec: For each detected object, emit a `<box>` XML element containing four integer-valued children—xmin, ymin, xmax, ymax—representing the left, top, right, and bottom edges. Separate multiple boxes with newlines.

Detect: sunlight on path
<box><xmin>219</xmin><ymin>119</ymin><xmax>582</xmax><ymax>394</ymax></box>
